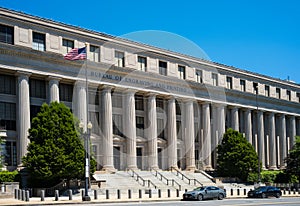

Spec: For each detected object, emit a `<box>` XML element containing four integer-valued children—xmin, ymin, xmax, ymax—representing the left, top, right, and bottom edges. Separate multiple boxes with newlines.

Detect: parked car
<box><xmin>183</xmin><ymin>186</ymin><xmax>226</xmax><ymax>201</ymax></box>
<box><xmin>247</xmin><ymin>186</ymin><xmax>282</xmax><ymax>198</ymax></box>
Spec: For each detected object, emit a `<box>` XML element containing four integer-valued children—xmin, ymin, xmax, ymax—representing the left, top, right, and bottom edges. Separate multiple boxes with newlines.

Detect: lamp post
<box><xmin>254</xmin><ymin>83</ymin><xmax>261</xmax><ymax>184</ymax></box>
<box><xmin>80</xmin><ymin>121</ymin><xmax>92</xmax><ymax>201</ymax></box>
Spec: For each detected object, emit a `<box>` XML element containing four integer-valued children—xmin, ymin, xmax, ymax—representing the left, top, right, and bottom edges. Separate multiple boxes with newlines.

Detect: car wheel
<box><xmin>218</xmin><ymin>193</ymin><xmax>224</xmax><ymax>200</ymax></box>
<box><xmin>275</xmin><ymin>192</ymin><xmax>281</xmax><ymax>198</ymax></box>
<box><xmin>261</xmin><ymin>193</ymin><xmax>266</xmax><ymax>198</ymax></box>
<box><xmin>197</xmin><ymin>194</ymin><xmax>203</xmax><ymax>201</ymax></box>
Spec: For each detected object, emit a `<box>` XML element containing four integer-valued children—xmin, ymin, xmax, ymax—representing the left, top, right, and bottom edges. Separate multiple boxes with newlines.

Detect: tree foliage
<box><xmin>285</xmin><ymin>136</ymin><xmax>300</xmax><ymax>183</ymax></box>
<box><xmin>217</xmin><ymin>128</ymin><xmax>259</xmax><ymax>181</ymax></box>
<box><xmin>22</xmin><ymin>102</ymin><xmax>96</xmax><ymax>188</ymax></box>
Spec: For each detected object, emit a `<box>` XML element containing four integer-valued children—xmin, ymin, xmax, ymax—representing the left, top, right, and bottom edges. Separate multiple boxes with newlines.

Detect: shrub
<box><xmin>0</xmin><ymin>170</ymin><xmax>20</xmax><ymax>183</ymax></box>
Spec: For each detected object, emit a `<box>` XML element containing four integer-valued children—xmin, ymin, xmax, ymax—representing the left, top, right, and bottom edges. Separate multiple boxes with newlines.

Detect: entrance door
<box><xmin>113</xmin><ymin>146</ymin><xmax>121</xmax><ymax>170</ymax></box>
<box><xmin>136</xmin><ymin>147</ymin><xmax>143</xmax><ymax>169</ymax></box>
<box><xmin>177</xmin><ymin>149</ymin><xmax>181</xmax><ymax>169</ymax></box>
<box><xmin>158</xmin><ymin>148</ymin><xmax>162</xmax><ymax>169</ymax></box>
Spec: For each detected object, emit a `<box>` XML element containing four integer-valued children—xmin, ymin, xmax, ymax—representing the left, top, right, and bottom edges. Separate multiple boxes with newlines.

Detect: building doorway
<box><xmin>113</xmin><ymin>146</ymin><xmax>121</xmax><ymax>170</ymax></box>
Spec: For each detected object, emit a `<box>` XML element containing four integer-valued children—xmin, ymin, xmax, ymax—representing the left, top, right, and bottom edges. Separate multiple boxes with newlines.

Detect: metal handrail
<box><xmin>151</xmin><ymin>168</ymin><xmax>182</xmax><ymax>191</ymax></box>
<box><xmin>127</xmin><ymin>169</ymin><xmax>157</xmax><ymax>189</ymax></box>
<box><xmin>170</xmin><ymin>166</ymin><xmax>203</xmax><ymax>187</ymax></box>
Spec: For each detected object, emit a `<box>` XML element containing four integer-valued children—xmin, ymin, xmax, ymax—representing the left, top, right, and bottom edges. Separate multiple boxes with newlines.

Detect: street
<box><xmin>50</xmin><ymin>197</ymin><xmax>300</xmax><ymax>206</ymax></box>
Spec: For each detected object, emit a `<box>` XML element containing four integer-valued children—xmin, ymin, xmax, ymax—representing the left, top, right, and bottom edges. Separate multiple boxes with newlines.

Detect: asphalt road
<box><xmin>50</xmin><ymin>197</ymin><xmax>300</xmax><ymax>206</ymax></box>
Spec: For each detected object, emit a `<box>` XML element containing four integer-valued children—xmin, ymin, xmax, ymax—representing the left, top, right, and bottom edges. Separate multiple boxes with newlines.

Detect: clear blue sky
<box><xmin>1</xmin><ymin>0</ymin><xmax>300</xmax><ymax>83</ymax></box>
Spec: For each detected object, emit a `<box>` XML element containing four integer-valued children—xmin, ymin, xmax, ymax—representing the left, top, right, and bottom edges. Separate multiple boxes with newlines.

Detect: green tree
<box><xmin>217</xmin><ymin>128</ymin><xmax>259</xmax><ymax>181</ymax></box>
<box><xmin>285</xmin><ymin>136</ymin><xmax>300</xmax><ymax>183</ymax></box>
<box><xmin>22</xmin><ymin>102</ymin><xmax>96</xmax><ymax>188</ymax></box>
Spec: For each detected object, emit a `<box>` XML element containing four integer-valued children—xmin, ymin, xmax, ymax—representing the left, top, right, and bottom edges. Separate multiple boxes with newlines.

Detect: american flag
<box><xmin>64</xmin><ymin>47</ymin><xmax>87</xmax><ymax>60</ymax></box>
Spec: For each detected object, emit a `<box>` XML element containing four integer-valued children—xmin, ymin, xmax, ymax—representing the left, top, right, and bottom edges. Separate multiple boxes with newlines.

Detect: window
<box><xmin>176</xmin><ymin>120</ymin><xmax>182</xmax><ymax>139</ymax></box>
<box><xmin>240</xmin><ymin>79</ymin><xmax>246</xmax><ymax>92</ymax></box>
<box><xmin>62</xmin><ymin>39</ymin><xmax>74</xmax><ymax>54</ymax></box>
<box><xmin>115</xmin><ymin>51</ymin><xmax>125</xmax><ymax>67</ymax></box>
<box><xmin>30</xmin><ymin>79</ymin><xmax>46</xmax><ymax>98</ymax></box>
<box><xmin>0</xmin><ymin>24</ymin><xmax>13</xmax><ymax>44</ymax></box>
<box><xmin>157</xmin><ymin>118</ymin><xmax>165</xmax><ymax>139</ymax></box>
<box><xmin>113</xmin><ymin>114</ymin><xmax>123</xmax><ymax>136</ymax></box>
<box><xmin>30</xmin><ymin>105</ymin><xmax>41</xmax><ymax>121</ymax></box>
<box><xmin>135</xmin><ymin>95</ymin><xmax>144</xmax><ymax>111</ymax></box>
<box><xmin>4</xmin><ymin>141</ymin><xmax>17</xmax><ymax>166</ymax></box>
<box><xmin>138</xmin><ymin>56</ymin><xmax>147</xmax><ymax>71</ymax></box>
<box><xmin>159</xmin><ymin>61</ymin><xmax>167</xmax><ymax>76</ymax></box>
<box><xmin>0</xmin><ymin>102</ymin><xmax>16</xmax><ymax>130</ymax></box>
<box><xmin>89</xmin><ymin>45</ymin><xmax>100</xmax><ymax>62</ymax></box>
<box><xmin>0</xmin><ymin>74</ymin><xmax>16</xmax><ymax>95</ymax></box>
<box><xmin>178</xmin><ymin>65</ymin><xmax>186</xmax><ymax>79</ymax></box>
<box><xmin>195</xmin><ymin>70</ymin><xmax>203</xmax><ymax>83</ymax></box>
<box><xmin>89</xmin><ymin>87</ymin><xmax>99</xmax><ymax>105</ymax></box>
<box><xmin>112</xmin><ymin>92</ymin><xmax>122</xmax><ymax>108</ymax></box>
<box><xmin>194</xmin><ymin>123</ymin><xmax>199</xmax><ymax>142</ymax></box>
<box><xmin>175</xmin><ymin>101</ymin><xmax>181</xmax><ymax>115</ymax></box>
<box><xmin>212</xmin><ymin>73</ymin><xmax>218</xmax><ymax>86</ymax></box>
<box><xmin>265</xmin><ymin>85</ymin><xmax>270</xmax><ymax>97</ymax></box>
<box><xmin>297</xmin><ymin>93</ymin><xmax>300</xmax><ymax>103</ymax></box>
<box><xmin>89</xmin><ymin>111</ymin><xmax>99</xmax><ymax>134</ymax></box>
<box><xmin>32</xmin><ymin>32</ymin><xmax>45</xmax><ymax>51</ymax></box>
<box><xmin>287</xmin><ymin>90</ymin><xmax>291</xmax><ymax>101</ymax></box>
<box><xmin>276</xmin><ymin>88</ymin><xmax>281</xmax><ymax>99</ymax></box>
<box><xmin>59</xmin><ymin>83</ymin><xmax>73</xmax><ymax>102</ymax></box>
<box><xmin>253</xmin><ymin>82</ymin><xmax>258</xmax><ymax>94</ymax></box>
<box><xmin>136</xmin><ymin>116</ymin><xmax>144</xmax><ymax>137</ymax></box>
<box><xmin>156</xmin><ymin>98</ymin><xmax>164</xmax><ymax>111</ymax></box>
<box><xmin>226</xmin><ymin>76</ymin><xmax>233</xmax><ymax>89</ymax></box>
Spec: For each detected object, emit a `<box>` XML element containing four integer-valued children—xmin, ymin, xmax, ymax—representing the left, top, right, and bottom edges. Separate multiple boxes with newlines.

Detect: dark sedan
<box><xmin>183</xmin><ymin>186</ymin><xmax>226</xmax><ymax>201</ymax></box>
<box><xmin>247</xmin><ymin>186</ymin><xmax>282</xmax><ymax>198</ymax></box>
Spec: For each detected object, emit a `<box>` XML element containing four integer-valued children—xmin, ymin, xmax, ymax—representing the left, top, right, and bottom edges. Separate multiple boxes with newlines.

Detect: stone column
<box><xmin>278</xmin><ymin>114</ymin><xmax>287</xmax><ymax>169</ymax></box>
<box><xmin>289</xmin><ymin>116</ymin><xmax>296</xmax><ymax>149</ymax></box>
<box><xmin>296</xmin><ymin>118</ymin><xmax>300</xmax><ymax>137</ymax></box>
<box><xmin>231</xmin><ymin>107</ymin><xmax>239</xmax><ymax>131</ymax></box>
<box><xmin>101</xmin><ymin>87</ymin><xmax>115</xmax><ymax>172</ymax></box>
<box><xmin>268</xmin><ymin>113</ymin><xmax>277</xmax><ymax>170</ymax></box>
<box><xmin>202</xmin><ymin>103</ymin><xmax>212</xmax><ymax>170</ymax></box>
<box><xmin>184</xmin><ymin>100</ymin><xmax>196</xmax><ymax>171</ymax></box>
<box><xmin>147</xmin><ymin>94</ymin><xmax>158</xmax><ymax>170</ymax></box>
<box><xmin>217</xmin><ymin>105</ymin><xmax>226</xmax><ymax>142</ymax></box>
<box><xmin>245</xmin><ymin>109</ymin><xmax>253</xmax><ymax>145</ymax></box>
<box><xmin>167</xmin><ymin>98</ymin><xmax>177</xmax><ymax>169</ymax></box>
<box><xmin>17</xmin><ymin>72</ymin><xmax>31</xmax><ymax>165</ymax></box>
<box><xmin>123</xmin><ymin>90</ymin><xmax>137</xmax><ymax>170</ymax></box>
<box><xmin>257</xmin><ymin>111</ymin><xmax>265</xmax><ymax>169</ymax></box>
<box><xmin>48</xmin><ymin>76</ymin><xmax>60</xmax><ymax>103</ymax></box>
<box><xmin>76</xmin><ymin>82</ymin><xmax>87</xmax><ymax>131</ymax></box>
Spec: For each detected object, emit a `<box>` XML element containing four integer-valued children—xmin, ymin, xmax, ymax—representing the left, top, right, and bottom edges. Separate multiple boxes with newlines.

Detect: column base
<box><xmin>101</xmin><ymin>166</ymin><xmax>116</xmax><ymax>173</ymax></box>
<box><xmin>279</xmin><ymin>165</ymin><xmax>286</xmax><ymax>170</ymax></box>
<box><xmin>149</xmin><ymin>165</ymin><xmax>159</xmax><ymax>171</ymax></box>
<box><xmin>185</xmin><ymin>165</ymin><xmax>196</xmax><ymax>172</ymax></box>
<box><xmin>127</xmin><ymin>166</ymin><xmax>139</xmax><ymax>171</ymax></box>
<box><xmin>268</xmin><ymin>165</ymin><xmax>278</xmax><ymax>171</ymax></box>
<box><xmin>204</xmin><ymin>165</ymin><xmax>213</xmax><ymax>171</ymax></box>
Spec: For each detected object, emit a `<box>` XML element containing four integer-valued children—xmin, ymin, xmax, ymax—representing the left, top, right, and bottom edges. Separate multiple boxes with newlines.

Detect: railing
<box><xmin>127</xmin><ymin>169</ymin><xmax>157</xmax><ymax>189</ymax></box>
<box><xmin>150</xmin><ymin>169</ymin><xmax>182</xmax><ymax>191</ymax></box>
<box><xmin>170</xmin><ymin>166</ymin><xmax>203</xmax><ymax>187</ymax></box>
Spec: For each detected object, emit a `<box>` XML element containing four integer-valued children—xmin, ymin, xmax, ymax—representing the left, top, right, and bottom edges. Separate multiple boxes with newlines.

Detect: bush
<box><xmin>260</xmin><ymin>171</ymin><xmax>281</xmax><ymax>183</ymax></box>
<box><xmin>0</xmin><ymin>171</ymin><xmax>20</xmax><ymax>183</ymax></box>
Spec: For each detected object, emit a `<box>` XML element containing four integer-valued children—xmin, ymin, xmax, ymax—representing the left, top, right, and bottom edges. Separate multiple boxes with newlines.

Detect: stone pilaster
<box><xmin>231</xmin><ymin>107</ymin><xmax>239</xmax><ymax>131</ymax></box>
<box><xmin>167</xmin><ymin>98</ymin><xmax>177</xmax><ymax>169</ymax></box>
<box><xmin>17</xmin><ymin>72</ymin><xmax>31</xmax><ymax>165</ymax></box>
<box><xmin>245</xmin><ymin>109</ymin><xmax>253</xmax><ymax>145</ymax></box>
<box><xmin>76</xmin><ymin>82</ymin><xmax>87</xmax><ymax>132</ymax></box>
<box><xmin>101</xmin><ymin>87</ymin><xmax>115</xmax><ymax>172</ymax></box>
<box><xmin>184</xmin><ymin>100</ymin><xmax>196</xmax><ymax>171</ymax></box>
<box><xmin>147</xmin><ymin>94</ymin><xmax>158</xmax><ymax>170</ymax></box>
<box><xmin>279</xmin><ymin>114</ymin><xmax>287</xmax><ymax>169</ymax></box>
<box><xmin>123</xmin><ymin>90</ymin><xmax>137</xmax><ymax>170</ymax></box>
<box><xmin>257</xmin><ymin>111</ymin><xmax>265</xmax><ymax>169</ymax></box>
<box><xmin>289</xmin><ymin>116</ymin><xmax>296</xmax><ymax>149</ymax></box>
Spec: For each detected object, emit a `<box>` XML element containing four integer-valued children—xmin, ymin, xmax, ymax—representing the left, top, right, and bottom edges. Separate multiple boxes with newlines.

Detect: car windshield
<box><xmin>193</xmin><ymin>187</ymin><xmax>205</xmax><ymax>191</ymax></box>
<box><xmin>254</xmin><ymin>187</ymin><xmax>267</xmax><ymax>192</ymax></box>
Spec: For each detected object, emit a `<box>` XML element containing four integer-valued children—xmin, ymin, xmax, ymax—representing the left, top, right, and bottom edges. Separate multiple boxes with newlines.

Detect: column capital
<box><xmin>100</xmin><ymin>85</ymin><xmax>114</xmax><ymax>92</ymax></box>
<box><xmin>47</xmin><ymin>76</ymin><xmax>62</xmax><ymax>81</ymax></box>
<box><xmin>15</xmin><ymin>71</ymin><xmax>31</xmax><ymax>78</ymax></box>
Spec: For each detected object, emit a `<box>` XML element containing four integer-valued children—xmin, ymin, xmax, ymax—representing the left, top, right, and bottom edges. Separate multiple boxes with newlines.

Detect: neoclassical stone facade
<box><xmin>0</xmin><ymin>8</ymin><xmax>300</xmax><ymax>172</ymax></box>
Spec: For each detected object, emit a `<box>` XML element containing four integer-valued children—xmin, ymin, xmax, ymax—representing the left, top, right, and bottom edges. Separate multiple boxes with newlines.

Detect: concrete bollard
<box><xmin>244</xmin><ymin>189</ymin><xmax>246</xmax><ymax>195</ymax></box>
<box><xmin>117</xmin><ymin>189</ymin><xmax>121</xmax><ymax>199</ymax></box>
<box><xmin>22</xmin><ymin>190</ymin><xmax>25</xmax><ymax>201</ymax></box>
<box><xmin>94</xmin><ymin>190</ymin><xmax>98</xmax><ymax>200</ymax></box>
<box><xmin>231</xmin><ymin>189</ymin><xmax>233</xmax><ymax>196</ymax></box>
<box><xmin>14</xmin><ymin>189</ymin><xmax>17</xmax><ymax>199</ymax></box>
<box><xmin>288</xmin><ymin>188</ymin><xmax>291</xmax><ymax>195</ymax></box>
<box><xmin>106</xmin><ymin>189</ymin><xmax>109</xmax><ymax>199</ymax></box>
<box><xmin>185</xmin><ymin>189</ymin><xmax>188</xmax><ymax>193</ymax></box>
<box><xmin>139</xmin><ymin>189</ymin><xmax>142</xmax><ymax>199</ymax></box>
<box><xmin>283</xmin><ymin>189</ymin><xmax>286</xmax><ymax>195</ymax></box>
<box><xmin>293</xmin><ymin>189</ymin><xmax>296</xmax><ymax>195</ymax></box>
<box><xmin>18</xmin><ymin>189</ymin><xmax>21</xmax><ymax>200</ymax></box>
<box><xmin>81</xmin><ymin>189</ymin><xmax>84</xmax><ymax>197</ymax></box>
<box><xmin>25</xmin><ymin>191</ymin><xmax>30</xmax><ymax>202</ymax></box>
<box><xmin>128</xmin><ymin>189</ymin><xmax>132</xmax><ymax>199</ymax></box>
<box><xmin>158</xmin><ymin>189</ymin><xmax>161</xmax><ymax>198</ymax></box>
<box><xmin>167</xmin><ymin>189</ymin><xmax>171</xmax><ymax>198</ymax></box>
<box><xmin>68</xmin><ymin>189</ymin><xmax>72</xmax><ymax>200</ymax></box>
<box><xmin>41</xmin><ymin>190</ymin><xmax>45</xmax><ymax>201</ymax></box>
<box><xmin>149</xmin><ymin>189</ymin><xmax>152</xmax><ymax>198</ymax></box>
<box><xmin>55</xmin><ymin>190</ymin><xmax>59</xmax><ymax>201</ymax></box>
<box><xmin>237</xmin><ymin>189</ymin><xmax>240</xmax><ymax>196</ymax></box>
<box><xmin>176</xmin><ymin>189</ymin><xmax>179</xmax><ymax>197</ymax></box>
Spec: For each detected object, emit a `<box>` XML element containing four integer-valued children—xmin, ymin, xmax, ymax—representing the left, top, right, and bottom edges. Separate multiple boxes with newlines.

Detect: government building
<box><xmin>0</xmin><ymin>7</ymin><xmax>300</xmax><ymax>173</ymax></box>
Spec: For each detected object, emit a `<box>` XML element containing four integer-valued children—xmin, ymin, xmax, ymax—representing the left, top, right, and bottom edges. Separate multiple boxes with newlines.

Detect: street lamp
<box><xmin>80</xmin><ymin>121</ymin><xmax>92</xmax><ymax>201</ymax></box>
<box><xmin>254</xmin><ymin>83</ymin><xmax>261</xmax><ymax>184</ymax></box>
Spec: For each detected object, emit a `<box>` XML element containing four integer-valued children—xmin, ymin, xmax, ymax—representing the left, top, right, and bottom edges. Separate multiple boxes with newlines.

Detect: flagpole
<box><xmin>83</xmin><ymin>43</ymin><xmax>91</xmax><ymax>202</ymax></box>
